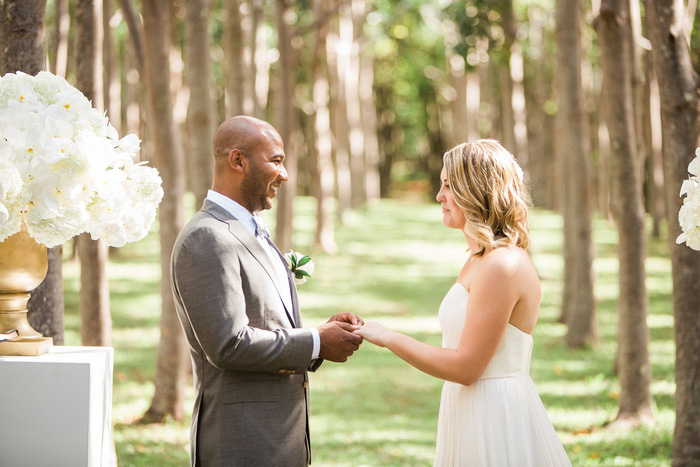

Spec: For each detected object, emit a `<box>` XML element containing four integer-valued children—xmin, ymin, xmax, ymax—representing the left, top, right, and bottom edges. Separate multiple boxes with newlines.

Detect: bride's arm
<box><xmin>356</xmin><ymin>254</ymin><xmax>521</xmax><ymax>386</ymax></box>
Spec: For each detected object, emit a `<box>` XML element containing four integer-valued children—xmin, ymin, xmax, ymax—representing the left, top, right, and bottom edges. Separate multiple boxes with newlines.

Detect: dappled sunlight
<box><xmin>114</xmin><ymin>421</ymin><xmax>190</xmax><ymax>465</ymax></box>
<box><xmin>58</xmin><ymin>197</ymin><xmax>675</xmax><ymax>465</ymax></box>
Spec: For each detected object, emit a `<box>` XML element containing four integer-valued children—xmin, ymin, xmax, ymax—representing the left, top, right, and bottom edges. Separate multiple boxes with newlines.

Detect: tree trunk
<box><xmin>642</xmin><ymin>13</ymin><xmax>665</xmax><ymax>238</ymax></box>
<box><xmin>140</xmin><ymin>0</ymin><xmax>187</xmax><ymax>423</ymax></box>
<box><xmin>225</xmin><ymin>0</ymin><xmax>245</xmax><ymax>116</ymax></box>
<box><xmin>498</xmin><ymin>0</ymin><xmax>522</xmax><ymax>163</ymax></box>
<box><xmin>116</xmin><ymin>0</ymin><xmax>144</xmax><ymax>74</ymax></box>
<box><xmin>0</xmin><ymin>0</ymin><xmax>47</xmax><ymax>75</ymax></box>
<box><xmin>184</xmin><ymin>0</ymin><xmax>214</xmax><ymax>210</ymax></box>
<box><xmin>597</xmin><ymin>91</ymin><xmax>611</xmax><ymax>217</ymax></box>
<box><xmin>524</xmin><ymin>4</ymin><xmax>549</xmax><ymax>208</ymax></box>
<box><xmin>103</xmin><ymin>0</ymin><xmax>121</xmax><ymax>135</ymax></box>
<box><xmin>375</xmin><ymin>86</ymin><xmax>394</xmax><ymax>199</ymax></box>
<box><xmin>344</xmin><ymin>0</ymin><xmax>366</xmax><ymax>209</ymax></box>
<box><xmin>510</xmin><ymin>40</ymin><xmax>528</xmax><ymax>173</ymax></box>
<box><xmin>645</xmin><ymin>0</ymin><xmax>700</xmax><ymax>463</ymax></box>
<box><xmin>274</xmin><ymin>0</ymin><xmax>297</xmax><ymax>252</ymax></box>
<box><xmin>50</xmin><ymin>0</ymin><xmax>69</xmax><ymax>77</ymax></box>
<box><xmin>77</xmin><ymin>236</ymin><xmax>112</xmax><ymax>342</ymax></box>
<box><xmin>471</xmin><ymin>37</ymin><xmax>488</xmax><ymax>141</ymax></box>
<box><xmin>75</xmin><ymin>0</ymin><xmax>112</xmax><ymax>350</ymax></box>
<box><xmin>486</xmin><ymin>54</ymin><xmax>502</xmax><ymax>142</ymax></box>
<box><xmin>555</xmin><ymin>0</ymin><xmax>597</xmax><ymax>347</ymax></box>
<box><xmin>359</xmin><ymin>37</ymin><xmax>380</xmax><ymax>204</ymax></box>
<box><xmin>250</xmin><ymin>0</ymin><xmax>267</xmax><ymax>118</ymax></box>
<box><xmin>449</xmin><ymin>52</ymin><xmax>467</xmax><ymax>147</ymax></box>
<box><xmin>328</xmin><ymin>23</ymin><xmax>351</xmax><ymax>222</ymax></box>
<box><xmin>1</xmin><ymin>0</ymin><xmax>65</xmax><ymax>346</ymax></box>
<box><xmin>596</xmin><ymin>0</ymin><xmax>653</xmax><ymax>428</ymax></box>
<box><xmin>27</xmin><ymin>247</ymin><xmax>64</xmax><ymax>345</ymax></box>
<box><xmin>123</xmin><ymin>29</ymin><xmax>141</xmax><ymax>137</ymax></box>
<box><xmin>310</xmin><ymin>0</ymin><xmax>337</xmax><ymax>254</ymax></box>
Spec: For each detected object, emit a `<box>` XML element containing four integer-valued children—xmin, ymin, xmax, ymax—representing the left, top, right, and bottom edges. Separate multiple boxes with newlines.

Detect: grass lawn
<box><xmin>62</xmin><ymin>195</ymin><xmax>674</xmax><ymax>466</ymax></box>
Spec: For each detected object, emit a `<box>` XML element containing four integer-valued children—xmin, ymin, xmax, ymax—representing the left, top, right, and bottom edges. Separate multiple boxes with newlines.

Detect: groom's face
<box><xmin>240</xmin><ymin>130</ymin><xmax>288</xmax><ymax>212</ymax></box>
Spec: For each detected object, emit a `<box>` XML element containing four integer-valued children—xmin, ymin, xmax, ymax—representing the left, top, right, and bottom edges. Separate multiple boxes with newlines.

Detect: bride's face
<box><xmin>437</xmin><ymin>167</ymin><xmax>466</xmax><ymax>230</ymax></box>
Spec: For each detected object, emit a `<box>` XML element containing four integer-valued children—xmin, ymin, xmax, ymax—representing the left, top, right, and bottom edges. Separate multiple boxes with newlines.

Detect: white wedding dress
<box><xmin>434</xmin><ymin>283</ymin><xmax>571</xmax><ymax>466</ymax></box>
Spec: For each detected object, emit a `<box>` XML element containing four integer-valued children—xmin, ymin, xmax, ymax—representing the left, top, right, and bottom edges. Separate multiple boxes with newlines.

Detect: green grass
<box><xmin>62</xmin><ymin>196</ymin><xmax>674</xmax><ymax>466</ymax></box>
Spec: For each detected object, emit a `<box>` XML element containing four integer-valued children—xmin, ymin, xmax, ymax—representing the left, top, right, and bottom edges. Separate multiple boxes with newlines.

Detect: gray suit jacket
<box><xmin>171</xmin><ymin>200</ymin><xmax>321</xmax><ymax>466</ymax></box>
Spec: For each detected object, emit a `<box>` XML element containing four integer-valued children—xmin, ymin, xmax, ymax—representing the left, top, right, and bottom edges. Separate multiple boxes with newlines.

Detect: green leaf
<box><xmin>297</xmin><ymin>255</ymin><xmax>312</xmax><ymax>267</ymax></box>
<box><xmin>295</xmin><ymin>270</ymin><xmax>311</xmax><ymax>279</ymax></box>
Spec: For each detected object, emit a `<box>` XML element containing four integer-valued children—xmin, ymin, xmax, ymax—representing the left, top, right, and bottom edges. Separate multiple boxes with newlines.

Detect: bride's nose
<box><xmin>436</xmin><ymin>187</ymin><xmax>445</xmax><ymax>203</ymax></box>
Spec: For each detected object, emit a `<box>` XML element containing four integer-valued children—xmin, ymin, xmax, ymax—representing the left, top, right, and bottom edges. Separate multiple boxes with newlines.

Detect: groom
<box><xmin>171</xmin><ymin>115</ymin><xmax>363</xmax><ymax>466</ymax></box>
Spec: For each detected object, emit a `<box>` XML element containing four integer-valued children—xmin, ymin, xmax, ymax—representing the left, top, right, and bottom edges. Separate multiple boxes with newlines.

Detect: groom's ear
<box><xmin>229</xmin><ymin>149</ymin><xmax>246</xmax><ymax>173</ymax></box>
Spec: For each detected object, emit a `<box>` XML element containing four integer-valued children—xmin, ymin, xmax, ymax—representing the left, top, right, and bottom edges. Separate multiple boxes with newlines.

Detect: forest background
<box><xmin>1</xmin><ymin>0</ymin><xmax>700</xmax><ymax>465</ymax></box>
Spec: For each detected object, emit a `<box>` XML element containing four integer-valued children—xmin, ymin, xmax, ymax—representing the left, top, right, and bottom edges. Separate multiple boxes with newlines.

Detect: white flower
<box><xmin>283</xmin><ymin>250</ymin><xmax>315</xmax><ymax>286</ymax></box>
<box><xmin>677</xmin><ymin>150</ymin><xmax>700</xmax><ymax>251</ymax></box>
<box><xmin>0</xmin><ymin>154</ymin><xmax>23</xmax><ymax>241</ymax></box>
<box><xmin>0</xmin><ymin>71</ymin><xmax>162</xmax><ymax>247</ymax></box>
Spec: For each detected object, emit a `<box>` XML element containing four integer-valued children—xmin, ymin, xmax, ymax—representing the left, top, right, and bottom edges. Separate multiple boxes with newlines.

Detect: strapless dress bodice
<box><xmin>438</xmin><ymin>283</ymin><xmax>533</xmax><ymax>380</ymax></box>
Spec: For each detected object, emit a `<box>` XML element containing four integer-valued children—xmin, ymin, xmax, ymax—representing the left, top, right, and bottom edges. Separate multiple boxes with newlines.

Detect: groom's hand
<box><xmin>327</xmin><ymin>312</ymin><xmax>364</xmax><ymax>326</ymax></box>
<box><xmin>317</xmin><ymin>321</ymin><xmax>363</xmax><ymax>362</ymax></box>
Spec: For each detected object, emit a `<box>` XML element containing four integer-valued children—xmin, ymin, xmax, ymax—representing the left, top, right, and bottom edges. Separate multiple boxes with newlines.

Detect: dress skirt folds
<box><xmin>433</xmin><ymin>284</ymin><xmax>571</xmax><ymax>467</ymax></box>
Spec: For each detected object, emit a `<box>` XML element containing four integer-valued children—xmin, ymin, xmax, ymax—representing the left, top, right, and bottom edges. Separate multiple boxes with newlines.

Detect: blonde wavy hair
<box><xmin>443</xmin><ymin>139</ymin><xmax>531</xmax><ymax>256</ymax></box>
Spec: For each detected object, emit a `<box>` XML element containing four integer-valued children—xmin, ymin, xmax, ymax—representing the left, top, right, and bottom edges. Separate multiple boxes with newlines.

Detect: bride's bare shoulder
<box><xmin>480</xmin><ymin>245</ymin><xmax>528</xmax><ymax>271</ymax></box>
<box><xmin>476</xmin><ymin>247</ymin><xmax>539</xmax><ymax>289</ymax></box>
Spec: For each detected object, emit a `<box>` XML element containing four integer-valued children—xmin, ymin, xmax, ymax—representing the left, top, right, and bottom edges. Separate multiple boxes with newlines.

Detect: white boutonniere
<box><xmin>284</xmin><ymin>250</ymin><xmax>314</xmax><ymax>286</ymax></box>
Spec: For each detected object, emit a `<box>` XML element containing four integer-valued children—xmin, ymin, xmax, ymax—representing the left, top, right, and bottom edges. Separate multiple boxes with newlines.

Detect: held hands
<box><xmin>317</xmin><ymin>313</ymin><xmax>364</xmax><ymax>362</ymax></box>
<box><xmin>353</xmin><ymin>321</ymin><xmax>391</xmax><ymax>348</ymax></box>
<box><xmin>327</xmin><ymin>312</ymin><xmax>365</xmax><ymax>327</ymax></box>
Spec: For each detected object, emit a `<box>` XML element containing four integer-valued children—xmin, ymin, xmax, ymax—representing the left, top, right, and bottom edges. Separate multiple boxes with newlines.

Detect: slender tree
<box><xmin>524</xmin><ymin>4</ymin><xmax>551</xmax><ymax>208</ymax></box>
<box><xmin>225</xmin><ymin>0</ymin><xmax>246</xmax><ymax>117</ymax></box>
<box><xmin>104</xmin><ymin>0</ymin><xmax>121</xmax><ymax>135</ymax></box>
<box><xmin>500</xmin><ymin>0</ymin><xmax>529</xmax><ymax>169</ymax></box>
<box><xmin>359</xmin><ymin>34</ymin><xmax>380</xmax><ymax>203</ymax></box>
<box><xmin>135</xmin><ymin>0</ymin><xmax>188</xmax><ymax>422</ymax></box>
<box><xmin>555</xmin><ymin>0</ymin><xmax>597</xmax><ymax>347</ymax></box>
<box><xmin>310</xmin><ymin>0</ymin><xmax>338</xmax><ymax>254</ymax></box>
<box><xmin>645</xmin><ymin>0</ymin><xmax>700</xmax><ymax>463</ymax></box>
<box><xmin>644</xmin><ymin>55</ymin><xmax>665</xmax><ymax>238</ymax></box>
<box><xmin>184</xmin><ymin>0</ymin><xmax>214</xmax><ymax>210</ymax></box>
<box><xmin>596</xmin><ymin>0</ymin><xmax>653</xmax><ymax>428</ymax></box>
<box><xmin>50</xmin><ymin>0</ymin><xmax>69</xmax><ymax>77</ymax></box>
<box><xmin>250</xmin><ymin>0</ymin><xmax>269</xmax><ymax>118</ymax></box>
<box><xmin>328</xmin><ymin>19</ymin><xmax>352</xmax><ymax>223</ymax></box>
<box><xmin>274</xmin><ymin>0</ymin><xmax>297</xmax><ymax>252</ymax></box>
<box><xmin>75</xmin><ymin>0</ymin><xmax>112</xmax><ymax>348</ymax></box>
<box><xmin>344</xmin><ymin>0</ymin><xmax>366</xmax><ymax>209</ymax></box>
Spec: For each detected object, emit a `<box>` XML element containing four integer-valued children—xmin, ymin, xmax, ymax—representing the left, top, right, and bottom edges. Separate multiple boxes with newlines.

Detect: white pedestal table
<box><xmin>0</xmin><ymin>346</ymin><xmax>114</xmax><ymax>467</ymax></box>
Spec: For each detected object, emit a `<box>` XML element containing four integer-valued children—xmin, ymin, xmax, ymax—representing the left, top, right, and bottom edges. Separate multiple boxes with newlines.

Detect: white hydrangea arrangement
<box><xmin>676</xmin><ymin>147</ymin><xmax>700</xmax><ymax>251</ymax></box>
<box><xmin>0</xmin><ymin>71</ymin><xmax>163</xmax><ymax>248</ymax></box>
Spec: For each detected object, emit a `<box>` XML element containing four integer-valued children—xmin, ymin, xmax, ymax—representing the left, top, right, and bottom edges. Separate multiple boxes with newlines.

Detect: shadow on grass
<box><xmin>60</xmin><ymin>198</ymin><xmax>674</xmax><ymax>466</ymax></box>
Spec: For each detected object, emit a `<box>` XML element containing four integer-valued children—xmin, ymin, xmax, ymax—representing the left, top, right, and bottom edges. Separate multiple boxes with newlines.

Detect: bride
<box><xmin>355</xmin><ymin>140</ymin><xmax>571</xmax><ymax>466</ymax></box>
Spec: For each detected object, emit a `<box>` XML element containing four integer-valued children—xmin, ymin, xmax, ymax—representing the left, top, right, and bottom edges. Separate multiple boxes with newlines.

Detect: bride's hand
<box><xmin>354</xmin><ymin>321</ymin><xmax>391</xmax><ymax>348</ymax></box>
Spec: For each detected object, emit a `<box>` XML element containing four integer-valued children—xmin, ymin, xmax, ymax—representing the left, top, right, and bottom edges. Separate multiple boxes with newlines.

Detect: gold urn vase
<box><xmin>0</xmin><ymin>220</ymin><xmax>53</xmax><ymax>356</ymax></box>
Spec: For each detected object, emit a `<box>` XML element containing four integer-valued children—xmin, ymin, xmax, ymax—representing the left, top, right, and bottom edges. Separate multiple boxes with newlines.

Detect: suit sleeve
<box><xmin>171</xmin><ymin>222</ymin><xmax>315</xmax><ymax>374</ymax></box>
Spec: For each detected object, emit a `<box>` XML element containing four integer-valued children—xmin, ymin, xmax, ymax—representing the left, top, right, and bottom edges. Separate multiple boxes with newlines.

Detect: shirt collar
<box><xmin>206</xmin><ymin>190</ymin><xmax>257</xmax><ymax>236</ymax></box>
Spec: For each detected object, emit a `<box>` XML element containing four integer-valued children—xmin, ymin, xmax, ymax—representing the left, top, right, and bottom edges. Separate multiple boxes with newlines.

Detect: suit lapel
<box><xmin>265</xmin><ymin>238</ymin><xmax>302</xmax><ymax>328</ymax></box>
<box><xmin>202</xmin><ymin>201</ymin><xmax>297</xmax><ymax>327</ymax></box>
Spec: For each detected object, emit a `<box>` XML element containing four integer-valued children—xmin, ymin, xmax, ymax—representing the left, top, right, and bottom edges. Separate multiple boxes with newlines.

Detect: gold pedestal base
<box><xmin>0</xmin><ymin>337</ymin><xmax>53</xmax><ymax>356</ymax></box>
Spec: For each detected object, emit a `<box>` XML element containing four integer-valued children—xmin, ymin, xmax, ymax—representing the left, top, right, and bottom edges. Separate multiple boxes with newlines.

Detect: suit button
<box><xmin>303</xmin><ymin>381</ymin><xmax>308</xmax><ymax>388</ymax></box>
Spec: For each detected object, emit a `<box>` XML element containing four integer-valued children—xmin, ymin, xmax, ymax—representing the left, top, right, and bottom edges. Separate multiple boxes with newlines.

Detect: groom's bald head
<box><xmin>212</xmin><ymin>116</ymin><xmax>280</xmax><ymax>171</ymax></box>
